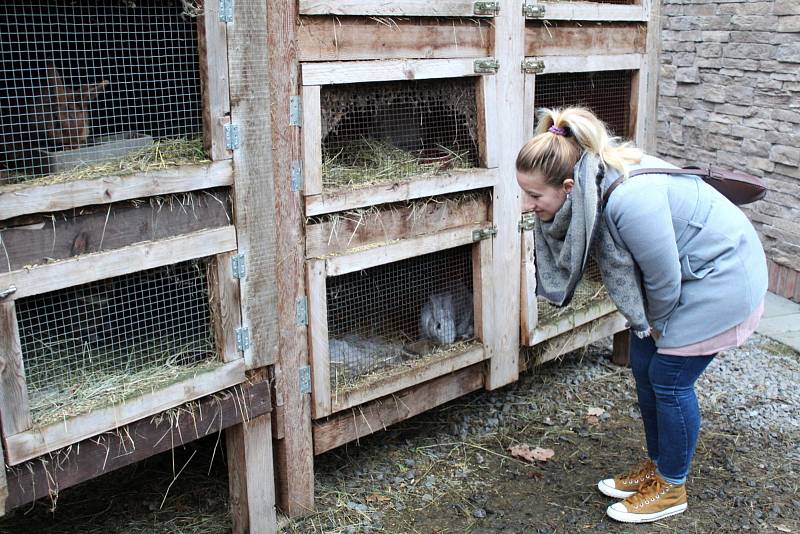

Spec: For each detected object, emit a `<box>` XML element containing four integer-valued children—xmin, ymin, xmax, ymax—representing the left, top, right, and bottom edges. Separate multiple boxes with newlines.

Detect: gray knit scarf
<box><xmin>533</xmin><ymin>151</ymin><xmax>650</xmax><ymax>337</ymax></box>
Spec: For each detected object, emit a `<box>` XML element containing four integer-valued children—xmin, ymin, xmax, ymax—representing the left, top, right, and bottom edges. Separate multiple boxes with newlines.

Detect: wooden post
<box><xmin>0</xmin><ymin>302</ymin><xmax>31</xmax><ymax>436</ymax></box>
<box><xmin>198</xmin><ymin>0</ymin><xmax>232</xmax><ymax>161</ymax></box>
<box><xmin>612</xmin><ymin>329</ymin><xmax>631</xmax><ymax>367</ymax></box>
<box><xmin>0</xmin><ymin>438</ymin><xmax>7</xmax><ymax>518</ymax></box>
<box><xmin>265</xmin><ymin>0</ymin><xmax>315</xmax><ymax>516</ymax></box>
<box><xmin>643</xmin><ymin>0</ymin><xmax>661</xmax><ymax>153</ymax></box>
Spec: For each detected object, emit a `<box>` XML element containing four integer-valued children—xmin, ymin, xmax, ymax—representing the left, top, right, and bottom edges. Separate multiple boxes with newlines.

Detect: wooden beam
<box><xmin>0</xmin><ymin>190</ymin><xmax>232</xmax><ymax>274</ymax></box>
<box><xmin>0</xmin><ymin>226</ymin><xmax>237</xmax><ymax>301</ymax></box>
<box><xmin>299</xmin><ymin>0</ymin><xmax>495</xmax><ymax>17</ymax></box>
<box><xmin>0</xmin><ymin>160</ymin><xmax>234</xmax><ymax>221</ymax></box>
<box><xmin>477</xmin><ymin>75</ymin><xmax>499</xmax><ymax>168</ymax></box>
<box><xmin>4</xmin><ymin>360</ymin><xmax>246</xmax><ymax>466</ymax></box>
<box><xmin>472</xmin><ymin>237</ymin><xmax>494</xmax><ymax>342</ymax></box>
<box><xmin>523</xmin><ymin>73</ymin><xmax>536</xmax><ymax>142</ymax></box>
<box><xmin>301</xmin><ymin>58</ymin><xmax>491</xmax><ymax>86</ymax></box>
<box><xmin>265</xmin><ymin>0</ymin><xmax>316</xmax><ymax>516</ymax></box>
<box><xmin>298</xmin><ymin>16</ymin><xmax>492</xmax><ymax>62</ymax></box>
<box><xmin>313</xmin><ymin>363</ymin><xmax>484</xmax><ymax>455</ymax></box>
<box><xmin>525</xmin><ymin>21</ymin><xmax>647</xmax><ymax>57</ymax></box>
<box><xmin>612</xmin><ymin>329</ymin><xmax>631</xmax><ymax>367</ymax></box>
<box><xmin>630</xmin><ymin>68</ymin><xmax>643</xmax><ymax>146</ymax></box>
<box><xmin>209</xmin><ymin>252</ymin><xmax>244</xmax><ymax>364</ymax></box>
<box><xmin>4</xmin><ymin>380</ymin><xmax>271</xmax><ymax>513</ymax></box>
<box><xmin>305</xmin><ymin>168</ymin><xmax>497</xmax><ymax>216</ymax></box>
<box><xmin>523</xmin><ymin>2</ymin><xmax>647</xmax><ymax>21</ymax></box>
<box><xmin>198</xmin><ymin>0</ymin><xmax>232</xmax><ymax>161</ymax></box>
<box><xmin>526</xmin><ymin>53</ymin><xmax>644</xmax><ymax>75</ymax></box>
<box><xmin>302</xmin><ymin>85</ymin><xmax>323</xmax><ymax>197</ymax></box>
<box><xmin>643</xmin><ymin>0</ymin><xmax>661</xmax><ymax>153</ymax></box>
<box><xmin>530</xmin><ymin>297</ymin><xmax>619</xmax><ymax>345</ymax></box>
<box><xmin>519</xmin><ymin>220</ymin><xmax>538</xmax><ymax>346</ymax></box>
<box><xmin>324</xmin><ymin>223</ymin><xmax>484</xmax><ymax>276</ymax></box>
<box><xmin>0</xmin><ymin>302</ymin><xmax>31</xmax><ymax>436</ymax></box>
<box><xmin>306</xmin><ymin>259</ymin><xmax>331</xmax><ymax>418</ymax></box>
<box><xmin>0</xmin><ymin>437</ymin><xmax>6</xmax><ymax>517</ymax></box>
<box><xmin>330</xmin><ymin>346</ymin><xmax>486</xmax><ymax>414</ymax></box>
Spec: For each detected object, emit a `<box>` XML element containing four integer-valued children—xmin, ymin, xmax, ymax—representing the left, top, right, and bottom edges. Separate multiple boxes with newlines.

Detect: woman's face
<box><xmin>516</xmin><ymin>170</ymin><xmax>574</xmax><ymax>222</ymax></box>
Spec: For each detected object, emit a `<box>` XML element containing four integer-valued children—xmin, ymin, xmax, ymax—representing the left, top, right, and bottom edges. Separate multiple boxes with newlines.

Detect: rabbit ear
<box><xmin>80</xmin><ymin>80</ymin><xmax>109</xmax><ymax>102</ymax></box>
<box><xmin>47</xmin><ymin>64</ymin><xmax>69</xmax><ymax>104</ymax></box>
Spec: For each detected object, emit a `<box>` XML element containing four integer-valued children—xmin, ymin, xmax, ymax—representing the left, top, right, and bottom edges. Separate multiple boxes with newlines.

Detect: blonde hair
<box><xmin>515</xmin><ymin>107</ymin><xmax>642</xmax><ymax>186</ymax></box>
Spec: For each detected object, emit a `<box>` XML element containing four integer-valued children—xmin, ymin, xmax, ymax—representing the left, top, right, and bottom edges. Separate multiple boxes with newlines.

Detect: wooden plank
<box><xmin>302</xmin><ymin>86</ymin><xmax>323</xmax><ymax>197</ymax></box>
<box><xmin>1</xmin><ymin>226</ymin><xmax>237</xmax><ymax>301</ymax></box>
<box><xmin>643</xmin><ymin>0</ymin><xmax>660</xmax><ymax>153</ymax></box>
<box><xmin>519</xmin><ymin>222</ymin><xmax>538</xmax><ymax>346</ymax></box>
<box><xmin>0</xmin><ymin>160</ymin><xmax>234</xmax><ymax>221</ymax></box>
<box><xmin>0</xmin><ymin>302</ymin><xmax>31</xmax><ymax>436</ymax></box>
<box><xmin>299</xmin><ymin>0</ymin><xmax>493</xmax><ymax>17</ymax></box>
<box><xmin>524</xmin><ymin>2</ymin><xmax>647</xmax><ymax>21</ymax></box>
<box><xmin>531</xmin><ymin>296</ymin><xmax>618</xmax><ymax>345</ymax></box>
<box><xmin>313</xmin><ymin>363</ymin><xmax>484</xmax><ymax>455</ymax></box>
<box><xmin>226</xmin><ymin>413</ymin><xmax>277</xmax><ymax>534</ymax></box>
<box><xmin>477</xmin><ymin>75</ymin><xmax>499</xmax><ymax>168</ymax></box>
<box><xmin>5</xmin><ymin>360</ymin><xmax>246</xmax><ymax>465</ymax></box>
<box><xmin>4</xmin><ymin>380</ymin><xmax>271</xmax><ymax>513</ymax></box>
<box><xmin>302</xmin><ymin>58</ymin><xmax>490</xmax><ymax>86</ymax></box>
<box><xmin>0</xmin><ymin>437</ymin><xmax>6</xmax><ymax>517</ymax></box>
<box><xmin>265</xmin><ymin>0</ymin><xmax>316</xmax><ymax>516</ymax></box>
<box><xmin>0</xmin><ymin>190</ymin><xmax>232</xmax><ymax>274</ymax></box>
<box><xmin>209</xmin><ymin>252</ymin><xmax>244</xmax><ymax>364</ymax></box>
<box><xmin>325</xmin><ymin>223</ymin><xmax>484</xmax><ymax>276</ymax></box>
<box><xmin>306</xmin><ymin>259</ymin><xmax>331</xmax><ymax>418</ymax></box>
<box><xmin>529</xmin><ymin>53</ymin><xmax>644</xmax><ymax>75</ymax></box>
<box><xmin>523</xmin><ymin>74</ymin><xmax>536</xmax><ymax>142</ymax></box>
<box><xmin>484</xmin><ymin>0</ymin><xmax>524</xmax><ymax>389</ymax></box>
<box><xmin>612</xmin><ymin>329</ymin><xmax>631</xmax><ymax>367</ymax></box>
<box><xmin>305</xmin><ymin>168</ymin><xmax>498</xmax><ymax>216</ymax></box>
<box><xmin>331</xmin><ymin>346</ymin><xmax>486</xmax><ymax>414</ymax></box>
<box><xmin>298</xmin><ymin>16</ymin><xmax>492</xmax><ymax>62</ymax></box>
<box><xmin>630</xmin><ymin>68</ymin><xmax>642</xmax><ymax>146</ymax></box>
<box><xmin>198</xmin><ymin>0</ymin><xmax>232</xmax><ymax>161</ymax></box>
<box><xmin>472</xmin><ymin>237</ymin><xmax>494</xmax><ymax>342</ymax></box>
<box><xmin>228</xmin><ymin>0</ymin><xmax>280</xmax><ymax>371</ymax></box>
<box><xmin>305</xmin><ymin>193</ymin><xmax>491</xmax><ymax>258</ymax></box>
<box><xmin>525</xmin><ymin>21</ymin><xmax>647</xmax><ymax>57</ymax></box>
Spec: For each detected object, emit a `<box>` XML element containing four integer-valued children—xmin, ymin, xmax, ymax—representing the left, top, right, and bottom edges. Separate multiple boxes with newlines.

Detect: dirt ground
<box><xmin>2</xmin><ymin>335</ymin><xmax>798</xmax><ymax>534</ymax></box>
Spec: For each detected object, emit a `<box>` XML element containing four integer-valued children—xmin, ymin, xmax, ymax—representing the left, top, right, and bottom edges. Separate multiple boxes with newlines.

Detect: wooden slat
<box><xmin>643</xmin><ymin>0</ymin><xmax>660</xmax><ymax>152</ymax></box>
<box><xmin>298</xmin><ymin>16</ymin><xmax>492</xmax><ymax>62</ymax></box>
<box><xmin>4</xmin><ymin>360</ymin><xmax>246</xmax><ymax>465</ymax></box>
<box><xmin>265</xmin><ymin>0</ymin><xmax>316</xmax><ymax>515</ymax></box>
<box><xmin>299</xmin><ymin>0</ymin><xmax>493</xmax><ymax>17</ymax></box>
<box><xmin>302</xmin><ymin>58</ymin><xmax>490</xmax><ymax>86</ymax></box>
<box><xmin>4</xmin><ymin>380</ymin><xmax>271</xmax><ymax>513</ymax></box>
<box><xmin>529</xmin><ymin>53</ymin><xmax>644</xmax><ymax>75</ymax></box>
<box><xmin>472</xmin><ymin>237</ymin><xmax>494</xmax><ymax>343</ymax></box>
<box><xmin>477</xmin><ymin>75</ymin><xmax>499</xmax><ymax>168</ymax></box>
<box><xmin>305</xmin><ymin>193</ymin><xmax>491</xmax><ymax>258</ymax></box>
<box><xmin>0</xmin><ymin>436</ymin><xmax>6</xmax><ymax>517</ymax></box>
<box><xmin>524</xmin><ymin>2</ymin><xmax>647</xmax><ymax>21</ymax></box>
<box><xmin>313</xmin><ymin>363</ymin><xmax>484</xmax><ymax>455</ymax></box>
<box><xmin>531</xmin><ymin>297</ymin><xmax>619</xmax><ymax>345</ymax></box>
<box><xmin>331</xmin><ymin>346</ymin><xmax>486</xmax><ymax>414</ymax></box>
<box><xmin>0</xmin><ymin>302</ymin><xmax>31</xmax><ymax>436</ymax></box>
<box><xmin>325</xmin><ymin>223</ymin><xmax>484</xmax><ymax>276</ymax></box>
<box><xmin>630</xmin><ymin>68</ymin><xmax>642</xmax><ymax>146</ymax></box>
<box><xmin>519</xmin><ymin>222</ymin><xmax>538</xmax><ymax>345</ymax></box>
<box><xmin>612</xmin><ymin>329</ymin><xmax>631</xmax><ymax>367</ymax></box>
<box><xmin>302</xmin><ymin>85</ymin><xmax>323</xmax><ymax>197</ymax></box>
<box><xmin>305</xmin><ymin>168</ymin><xmax>498</xmax><ymax>216</ymax></box>
<box><xmin>523</xmin><ymin>74</ymin><xmax>536</xmax><ymax>142</ymax></box>
<box><xmin>0</xmin><ymin>160</ymin><xmax>234</xmax><ymax>221</ymax></box>
<box><xmin>0</xmin><ymin>190</ymin><xmax>232</xmax><ymax>274</ymax></box>
<box><xmin>198</xmin><ymin>1</ymin><xmax>232</xmax><ymax>161</ymax></box>
<box><xmin>525</xmin><ymin>21</ymin><xmax>647</xmax><ymax>57</ymax></box>
<box><xmin>209</xmin><ymin>252</ymin><xmax>244</xmax><ymax>364</ymax></box>
<box><xmin>306</xmin><ymin>259</ymin><xmax>331</xmax><ymax>418</ymax></box>
<box><xmin>1</xmin><ymin>226</ymin><xmax>237</xmax><ymax>301</ymax></box>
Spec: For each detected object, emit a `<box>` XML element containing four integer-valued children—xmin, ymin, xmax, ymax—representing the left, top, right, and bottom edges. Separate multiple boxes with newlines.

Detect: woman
<box><xmin>516</xmin><ymin>107</ymin><xmax>767</xmax><ymax>524</ymax></box>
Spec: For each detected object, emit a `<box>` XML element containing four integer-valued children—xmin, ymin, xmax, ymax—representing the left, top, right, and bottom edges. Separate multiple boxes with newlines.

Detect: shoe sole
<box><xmin>597</xmin><ymin>480</ymin><xmax>636</xmax><ymax>499</ymax></box>
<box><xmin>606</xmin><ymin>503</ymin><xmax>687</xmax><ymax>523</ymax></box>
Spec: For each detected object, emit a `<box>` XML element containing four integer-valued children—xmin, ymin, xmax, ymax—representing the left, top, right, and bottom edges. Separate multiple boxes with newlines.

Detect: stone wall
<box><xmin>656</xmin><ymin>0</ymin><xmax>800</xmax><ymax>301</ymax></box>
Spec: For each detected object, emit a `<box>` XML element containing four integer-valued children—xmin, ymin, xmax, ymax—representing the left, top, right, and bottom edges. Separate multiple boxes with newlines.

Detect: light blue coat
<box><xmin>601</xmin><ymin>154</ymin><xmax>768</xmax><ymax>348</ymax></box>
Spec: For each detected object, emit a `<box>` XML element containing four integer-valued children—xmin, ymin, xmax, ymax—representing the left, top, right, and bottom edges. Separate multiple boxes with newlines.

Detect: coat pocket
<box><xmin>680</xmin><ymin>255</ymin><xmax>715</xmax><ymax>281</ymax></box>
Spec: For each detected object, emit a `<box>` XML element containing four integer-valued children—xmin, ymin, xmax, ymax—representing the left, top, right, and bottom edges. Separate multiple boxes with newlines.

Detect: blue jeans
<box><xmin>629</xmin><ymin>335</ymin><xmax>715</xmax><ymax>485</ymax></box>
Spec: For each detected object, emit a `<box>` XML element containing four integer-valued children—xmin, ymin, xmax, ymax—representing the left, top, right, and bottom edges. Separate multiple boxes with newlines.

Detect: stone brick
<box><xmin>777</xmin><ymin>15</ymin><xmax>800</xmax><ymax>32</ymax></box>
<box><xmin>715</xmin><ymin>103</ymin><xmax>755</xmax><ymax>117</ymax></box>
<box><xmin>701</xmin><ymin>30</ymin><xmax>731</xmax><ymax>42</ymax></box>
<box><xmin>774</xmin><ymin>0</ymin><xmax>799</xmax><ymax>15</ymax></box>
<box><xmin>725</xmin><ymin>85</ymin><xmax>755</xmax><ymax>101</ymax></box>
<box><xmin>747</xmin><ymin>156</ymin><xmax>777</xmax><ymax>173</ymax></box>
<box><xmin>660</xmin><ymin>78</ymin><xmax>678</xmax><ymax>97</ymax></box>
<box><xmin>742</xmin><ymin>138</ymin><xmax>772</xmax><ymax>156</ymax></box>
<box><xmin>702</xmin><ymin>84</ymin><xmax>728</xmax><ymax>103</ymax></box>
<box><xmin>676</xmin><ymin>67</ymin><xmax>701</xmax><ymax>83</ymax></box>
<box><xmin>772</xmin><ymin>72</ymin><xmax>799</xmax><ymax>82</ymax></box>
<box><xmin>731</xmin><ymin>15</ymin><xmax>780</xmax><ymax>30</ymax></box>
<box><xmin>744</xmin><ymin>116</ymin><xmax>779</xmax><ymax>130</ymax></box>
<box><xmin>673</xmin><ymin>52</ymin><xmax>697</xmax><ymax>66</ymax></box>
<box><xmin>719</xmin><ymin>67</ymin><xmax>747</xmax><ymax>77</ymax></box>
<box><xmin>771</xmin><ymin>145</ymin><xmax>800</xmax><ymax>166</ymax></box>
<box><xmin>661</xmin><ymin>64</ymin><xmax>678</xmax><ymax>79</ymax></box>
<box><xmin>700</xmin><ymin>73</ymin><xmax>735</xmax><ymax>85</ymax></box>
<box><xmin>663</xmin><ymin>40</ymin><xmax>697</xmax><ymax>53</ymax></box>
<box><xmin>708</xmin><ymin>112</ymin><xmax>740</xmax><ymax>124</ymax></box>
<box><xmin>775</xmin><ymin>163</ymin><xmax>800</xmax><ymax>179</ymax></box>
<box><xmin>723</xmin><ymin>43</ymin><xmax>776</xmax><ymax>59</ymax></box>
<box><xmin>785</xmin><ymin>82</ymin><xmax>800</xmax><ymax>91</ymax></box>
<box><xmin>776</xmin><ymin>44</ymin><xmax>800</xmax><ymax>63</ymax></box>
<box><xmin>719</xmin><ymin>2</ymin><xmax>775</xmax><ymax>15</ymax></box>
<box><xmin>730</xmin><ymin>30</ymin><xmax>778</xmax><ymax>44</ymax></box>
<box><xmin>685</xmin><ymin>4</ymin><xmax>718</xmax><ymax>16</ymax></box>
<box><xmin>697</xmin><ymin>58</ymin><xmax>725</xmax><ymax>69</ymax></box>
<box><xmin>669</xmin><ymin>123</ymin><xmax>684</xmax><ymax>143</ymax></box>
<box><xmin>772</xmin><ymin>109</ymin><xmax>800</xmax><ymax>124</ymax></box>
<box><xmin>732</xmin><ymin>125</ymin><xmax>770</xmax><ymax>139</ymax></box>
<box><xmin>697</xmin><ymin>43</ymin><xmax>723</xmax><ymax>57</ymax></box>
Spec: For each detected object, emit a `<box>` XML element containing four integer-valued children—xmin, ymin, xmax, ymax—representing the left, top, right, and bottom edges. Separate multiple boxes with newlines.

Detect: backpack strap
<box><xmin>601</xmin><ymin>167</ymin><xmax>711</xmax><ymax>209</ymax></box>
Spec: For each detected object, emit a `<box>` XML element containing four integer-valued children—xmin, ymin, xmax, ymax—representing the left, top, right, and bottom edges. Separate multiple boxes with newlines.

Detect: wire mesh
<box><xmin>537</xmin><ymin>256</ymin><xmax>608</xmax><ymax>324</ymax></box>
<box><xmin>326</xmin><ymin>245</ymin><xmax>475</xmax><ymax>390</ymax></box>
<box><xmin>321</xmin><ymin>78</ymin><xmax>481</xmax><ymax>190</ymax></box>
<box><xmin>533</xmin><ymin>70</ymin><xmax>634</xmax><ymax>139</ymax></box>
<box><xmin>0</xmin><ymin>0</ymin><xmax>204</xmax><ymax>183</ymax></box>
<box><xmin>16</xmin><ymin>258</ymin><xmax>218</xmax><ymax>426</ymax></box>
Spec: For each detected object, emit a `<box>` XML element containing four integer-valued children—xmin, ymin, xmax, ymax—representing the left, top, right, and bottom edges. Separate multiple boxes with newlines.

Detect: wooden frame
<box><xmin>299</xmin><ymin>0</ymin><xmax>499</xmax><ymax>17</ymax></box>
<box><xmin>301</xmin><ymin>57</ymin><xmax>493</xmax><ymax>86</ymax></box>
<box><xmin>198</xmin><ymin>1</ymin><xmax>233</xmax><ymax>161</ymax></box>
<box><xmin>305</xmin><ymin>225</ymin><xmax>494</xmax><ymax>419</ymax></box>
<box><xmin>523</xmin><ymin>0</ymin><xmax>648</xmax><ymax>22</ymax></box>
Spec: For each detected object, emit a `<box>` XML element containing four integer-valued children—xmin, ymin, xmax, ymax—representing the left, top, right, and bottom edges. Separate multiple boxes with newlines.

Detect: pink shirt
<box><xmin>659</xmin><ymin>299</ymin><xmax>764</xmax><ymax>356</ymax></box>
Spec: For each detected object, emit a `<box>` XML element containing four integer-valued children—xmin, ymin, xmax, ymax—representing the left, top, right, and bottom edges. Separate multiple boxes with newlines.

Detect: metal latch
<box><xmin>474</xmin><ymin>58</ymin><xmax>500</xmax><ymax>74</ymax></box>
<box><xmin>236</xmin><ymin>326</ymin><xmax>251</xmax><ymax>352</ymax></box>
<box><xmin>299</xmin><ymin>366</ymin><xmax>312</xmax><ymax>394</ymax></box>
<box><xmin>523</xmin><ymin>3</ymin><xmax>546</xmax><ymax>18</ymax></box>
<box><xmin>0</xmin><ymin>285</ymin><xmax>16</xmax><ymax>300</ymax></box>
<box><xmin>224</xmin><ymin>123</ymin><xmax>240</xmax><ymax>150</ymax></box>
<box><xmin>231</xmin><ymin>253</ymin><xmax>246</xmax><ymax>279</ymax></box>
<box><xmin>522</xmin><ymin>58</ymin><xmax>546</xmax><ymax>74</ymax></box>
<box><xmin>473</xmin><ymin>225</ymin><xmax>498</xmax><ymax>242</ymax></box>
<box><xmin>519</xmin><ymin>215</ymin><xmax>536</xmax><ymax>232</ymax></box>
<box><xmin>291</xmin><ymin>160</ymin><xmax>304</xmax><ymax>193</ymax></box>
<box><xmin>473</xmin><ymin>1</ymin><xmax>500</xmax><ymax>15</ymax></box>
<box><xmin>296</xmin><ymin>296</ymin><xmax>308</xmax><ymax>326</ymax></box>
<box><xmin>219</xmin><ymin>0</ymin><xmax>234</xmax><ymax>22</ymax></box>
<box><xmin>289</xmin><ymin>95</ymin><xmax>302</xmax><ymax>126</ymax></box>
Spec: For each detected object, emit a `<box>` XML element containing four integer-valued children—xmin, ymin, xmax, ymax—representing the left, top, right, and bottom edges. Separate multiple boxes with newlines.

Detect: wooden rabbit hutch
<box><xmin>0</xmin><ymin>1</ymin><xmax>279</xmax><ymax>530</ymax></box>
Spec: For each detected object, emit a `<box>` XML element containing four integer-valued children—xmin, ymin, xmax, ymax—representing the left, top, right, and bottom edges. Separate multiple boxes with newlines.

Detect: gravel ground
<box><xmin>2</xmin><ymin>333</ymin><xmax>798</xmax><ymax>533</ymax></box>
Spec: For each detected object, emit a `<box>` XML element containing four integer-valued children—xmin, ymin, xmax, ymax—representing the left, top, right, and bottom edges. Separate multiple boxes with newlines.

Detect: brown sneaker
<box><xmin>597</xmin><ymin>459</ymin><xmax>657</xmax><ymax>498</ymax></box>
<box><xmin>606</xmin><ymin>475</ymin><xmax>688</xmax><ymax>523</ymax></box>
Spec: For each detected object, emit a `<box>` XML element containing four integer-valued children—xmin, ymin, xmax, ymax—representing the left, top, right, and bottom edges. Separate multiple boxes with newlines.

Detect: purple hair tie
<box><xmin>548</xmin><ymin>125</ymin><xmax>566</xmax><ymax>136</ymax></box>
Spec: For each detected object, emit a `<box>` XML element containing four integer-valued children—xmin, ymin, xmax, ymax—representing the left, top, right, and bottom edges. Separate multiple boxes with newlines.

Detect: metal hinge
<box><xmin>519</xmin><ymin>215</ymin><xmax>536</xmax><ymax>232</ymax></box>
<box><xmin>291</xmin><ymin>160</ymin><xmax>304</xmax><ymax>193</ymax></box>
<box><xmin>224</xmin><ymin>123</ymin><xmax>240</xmax><ymax>150</ymax></box>
<box><xmin>296</xmin><ymin>296</ymin><xmax>308</xmax><ymax>326</ymax></box>
<box><xmin>473</xmin><ymin>1</ymin><xmax>500</xmax><ymax>15</ymax></box>
<box><xmin>473</xmin><ymin>225</ymin><xmax>498</xmax><ymax>242</ymax></box>
<box><xmin>523</xmin><ymin>3</ymin><xmax>546</xmax><ymax>18</ymax></box>
<box><xmin>474</xmin><ymin>58</ymin><xmax>500</xmax><ymax>74</ymax></box>
<box><xmin>299</xmin><ymin>366</ymin><xmax>312</xmax><ymax>394</ymax></box>
<box><xmin>522</xmin><ymin>58</ymin><xmax>546</xmax><ymax>74</ymax></box>
<box><xmin>0</xmin><ymin>285</ymin><xmax>16</xmax><ymax>300</ymax></box>
<box><xmin>289</xmin><ymin>95</ymin><xmax>302</xmax><ymax>126</ymax></box>
<box><xmin>219</xmin><ymin>0</ymin><xmax>233</xmax><ymax>22</ymax></box>
<box><xmin>236</xmin><ymin>326</ymin><xmax>251</xmax><ymax>352</ymax></box>
<box><xmin>231</xmin><ymin>253</ymin><xmax>246</xmax><ymax>279</ymax></box>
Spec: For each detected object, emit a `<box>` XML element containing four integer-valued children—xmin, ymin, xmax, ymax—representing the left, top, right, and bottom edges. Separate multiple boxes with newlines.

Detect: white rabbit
<box><xmin>329</xmin><ymin>334</ymin><xmax>404</xmax><ymax>378</ymax></box>
<box><xmin>419</xmin><ymin>284</ymin><xmax>474</xmax><ymax>345</ymax></box>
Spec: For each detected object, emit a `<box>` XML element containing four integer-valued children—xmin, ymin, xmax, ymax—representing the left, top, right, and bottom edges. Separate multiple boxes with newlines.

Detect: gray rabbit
<box><xmin>329</xmin><ymin>334</ymin><xmax>404</xmax><ymax>378</ymax></box>
<box><xmin>419</xmin><ymin>284</ymin><xmax>474</xmax><ymax>345</ymax></box>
